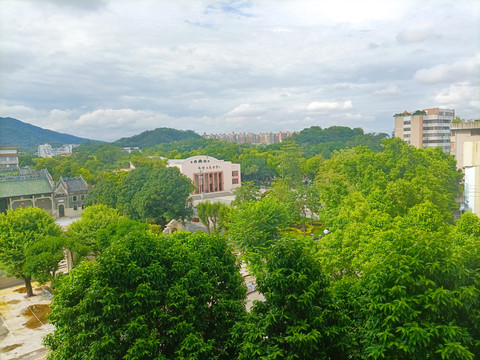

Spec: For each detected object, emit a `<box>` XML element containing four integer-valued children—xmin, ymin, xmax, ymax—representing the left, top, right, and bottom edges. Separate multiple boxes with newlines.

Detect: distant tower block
<box><xmin>394</xmin><ymin>108</ymin><xmax>454</xmax><ymax>154</ymax></box>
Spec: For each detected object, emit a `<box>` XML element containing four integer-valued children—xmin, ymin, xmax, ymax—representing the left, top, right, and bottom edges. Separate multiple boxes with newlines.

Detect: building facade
<box><xmin>450</xmin><ymin>122</ymin><xmax>480</xmax><ymax>217</ymax></box>
<box><xmin>38</xmin><ymin>143</ymin><xmax>75</xmax><ymax>158</ymax></box>
<box><xmin>0</xmin><ymin>168</ymin><xmax>88</xmax><ymax>218</ymax></box>
<box><xmin>394</xmin><ymin>108</ymin><xmax>454</xmax><ymax>153</ymax></box>
<box><xmin>0</xmin><ymin>146</ymin><xmax>19</xmax><ymax>169</ymax></box>
<box><xmin>203</xmin><ymin>131</ymin><xmax>296</xmax><ymax>145</ymax></box>
<box><xmin>54</xmin><ymin>177</ymin><xmax>89</xmax><ymax>218</ymax></box>
<box><xmin>450</xmin><ymin>122</ymin><xmax>480</xmax><ymax>169</ymax></box>
<box><xmin>167</xmin><ymin>155</ymin><xmax>241</xmax><ymax>194</ymax></box>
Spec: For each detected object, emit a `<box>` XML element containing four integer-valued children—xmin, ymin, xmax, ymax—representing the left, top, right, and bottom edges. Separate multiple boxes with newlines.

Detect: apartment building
<box><xmin>394</xmin><ymin>108</ymin><xmax>454</xmax><ymax>153</ymax></box>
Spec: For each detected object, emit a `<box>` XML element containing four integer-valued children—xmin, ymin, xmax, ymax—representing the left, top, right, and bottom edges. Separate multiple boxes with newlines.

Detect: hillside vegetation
<box><xmin>0</xmin><ymin>117</ymin><xmax>95</xmax><ymax>151</ymax></box>
<box><xmin>113</xmin><ymin>127</ymin><xmax>200</xmax><ymax>148</ymax></box>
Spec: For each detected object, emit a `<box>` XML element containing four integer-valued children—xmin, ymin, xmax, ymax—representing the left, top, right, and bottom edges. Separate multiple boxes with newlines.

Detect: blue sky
<box><xmin>1</xmin><ymin>0</ymin><xmax>479</xmax><ymax>141</ymax></box>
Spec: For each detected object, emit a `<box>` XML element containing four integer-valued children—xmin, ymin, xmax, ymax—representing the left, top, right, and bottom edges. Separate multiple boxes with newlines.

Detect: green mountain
<box><xmin>0</xmin><ymin>117</ymin><xmax>97</xmax><ymax>152</ymax></box>
<box><xmin>113</xmin><ymin>127</ymin><xmax>201</xmax><ymax>148</ymax></box>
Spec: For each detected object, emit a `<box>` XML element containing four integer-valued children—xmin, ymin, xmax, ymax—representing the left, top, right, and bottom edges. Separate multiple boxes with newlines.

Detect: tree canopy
<box><xmin>86</xmin><ymin>166</ymin><xmax>193</xmax><ymax>226</ymax></box>
<box><xmin>44</xmin><ymin>230</ymin><xmax>246</xmax><ymax>360</ymax></box>
<box><xmin>0</xmin><ymin>207</ymin><xmax>62</xmax><ymax>296</ymax></box>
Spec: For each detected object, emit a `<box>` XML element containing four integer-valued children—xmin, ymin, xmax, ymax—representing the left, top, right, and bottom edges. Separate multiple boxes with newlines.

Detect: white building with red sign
<box><xmin>167</xmin><ymin>155</ymin><xmax>241</xmax><ymax>194</ymax></box>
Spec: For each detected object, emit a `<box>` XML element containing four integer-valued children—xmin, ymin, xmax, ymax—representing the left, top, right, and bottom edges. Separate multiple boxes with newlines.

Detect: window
<box><xmin>73</xmin><ymin>196</ymin><xmax>77</xmax><ymax>201</ymax></box>
<box><xmin>232</xmin><ymin>178</ymin><xmax>239</xmax><ymax>184</ymax></box>
<box><xmin>74</xmin><ymin>205</ymin><xmax>78</xmax><ymax>211</ymax></box>
<box><xmin>232</xmin><ymin>171</ymin><xmax>239</xmax><ymax>177</ymax></box>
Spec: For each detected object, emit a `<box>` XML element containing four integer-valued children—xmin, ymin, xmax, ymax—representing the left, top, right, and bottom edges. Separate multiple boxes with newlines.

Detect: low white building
<box><xmin>38</xmin><ymin>144</ymin><xmax>75</xmax><ymax>158</ymax></box>
<box><xmin>167</xmin><ymin>155</ymin><xmax>241</xmax><ymax>194</ymax></box>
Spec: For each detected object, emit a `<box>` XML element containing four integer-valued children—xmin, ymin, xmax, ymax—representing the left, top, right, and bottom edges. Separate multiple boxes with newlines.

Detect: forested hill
<box><xmin>112</xmin><ymin>127</ymin><xmax>200</xmax><ymax>148</ymax></box>
<box><xmin>291</xmin><ymin>126</ymin><xmax>389</xmax><ymax>158</ymax></box>
<box><xmin>0</xmin><ymin>117</ymin><xmax>95</xmax><ymax>151</ymax></box>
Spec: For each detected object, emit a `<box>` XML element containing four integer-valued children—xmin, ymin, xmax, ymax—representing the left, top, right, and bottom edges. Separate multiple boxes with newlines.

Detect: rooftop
<box><xmin>60</xmin><ymin>177</ymin><xmax>88</xmax><ymax>193</ymax></box>
<box><xmin>0</xmin><ymin>178</ymin><xmax>53</xmax><ymax>198</ymax></box>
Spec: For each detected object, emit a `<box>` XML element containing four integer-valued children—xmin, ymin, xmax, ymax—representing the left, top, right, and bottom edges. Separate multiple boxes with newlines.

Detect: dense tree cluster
<box><xmin>4</xmin><ymin>131</ymin><xmax>479</xmax><ymax>359</ymax></box>
<box><xmin>20</xmin><ymin>125</ymin><xmax>388</xmax><ymax>187</ymax></box>
<box><xmin>85</xmin><ymin>166</ymin><xmax>193</xmax><ymax>226</ymax></box>
<box><xmin>45</xmin><ymin>229</ymin><xmax>246</xmax><ymax>360</ymax></box>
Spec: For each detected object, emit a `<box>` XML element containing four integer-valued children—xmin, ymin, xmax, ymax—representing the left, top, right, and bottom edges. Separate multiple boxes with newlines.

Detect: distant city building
<box><xmin>38</xmin><ymin>143</ymin><xmax>76</xmax><ymax>158</ymax></box>
<box><xmin>167</xmin><ymin>155</ymin><xmax>241</xmax><ymax>194</ymax></box>
<box><xmin>122</xmin><ymin>147</ymin><xmax>141</xmax><ymax>153</ymax></box>
<box><xmin>0</xmin><ymin>146</ymin><xmax>19</xmax><ymax>169</ymax></box>
<box><xmin>394</xmin><ymin>108</ymin><xmax>454</xmax><ymax>153</ymax></box>
<box><xmin>0</xmin><ymin>167</ymin><xmax>88</xmax><ymax>218</ymax></box>
<box><xmin>203</xmin><ymin>131</ymin><xmax>296</xmax><ymax>145</ymax></box>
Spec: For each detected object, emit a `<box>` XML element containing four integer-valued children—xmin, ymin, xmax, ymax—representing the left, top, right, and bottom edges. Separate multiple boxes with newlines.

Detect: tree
<box><xmin>44</xmin><ymin>231</ymin><xmax>246</xmax><ymax>359</ymax></box>
<box><xmin>130</xmin><ymin>167</ymin><xmax>193</xmax><ymax>225</ymax></box>
<box><xmin>360</xmin><ymin>203</ymin><xmax>479</xmax><ymax>359</ymax></box>
<box><xmin>231</xmin><ymin>181</ymin><xmax>261</xmax><ymax>206</ymax></box>
<box><xmin>276</xmin><ymin>141</ymin><xmax>304</xmax><ymax>186</ymax></box>
<box><xmin>65</xmin><ymin>204</ymin><xmax>125</xmax><ymax>263</ymax></box>
<box><xmin>24</xmin><ymin>236</ymin><xmax>66</xmax><ymax>285</ymax></box>
<box><xmin>228</xmin><ymin>197</ymin><xmax>292</xmax><ymax>253</ymax></box>
<box><xmin>93</xmin><ymin>144</ymin><xmax>124</xmax><ymax>165</ymax></box>
<box><xmin>0</xmin><ymin>207</ymin><xmax>62</xmax><ymax>296</ymax></box>
<box><xmin>197</xmin><ymin>201</ymin><xmax>230</xmax><ymax>234</ymax></box>
<box><xmin>236</xmin><ymin>237</ymin><xmax>345</xmax><ymax>359</ymax></box>
<box><xmin>86</xmin><ymin>166</ymin><xmax>194</xmax><ymax>227</ymax></box>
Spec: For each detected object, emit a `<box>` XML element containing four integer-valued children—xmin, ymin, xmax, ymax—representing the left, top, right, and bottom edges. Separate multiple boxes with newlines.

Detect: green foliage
<box><xmin>19</xmin><ymin>153</ymin><xmax>35</xmax><ymax>167</ymax></box>
<box><xmin>236</xmin><ymin>237</ymin><xmax>345</xmax><ymax>359</ymax></box>
<box><xmin>275</xmin><ymin>141</ymin><xmax>304</xmax><ymax>186</ymax></box>
<box><xmin>0</xmin><ymin>207</ymin><xmax>62</xmax><ymax>296</ymax></box>
<box><xmin>113</xmin><ymin>127</ymin><xmax>200</xmax><ymax>148</ymax></box>
<box><xmin>237</xmin><ymin>149</ymin><xmax>277</xmax><ymax>183</ymax></box>
<box><xmin>196</xmin><ymin>201</ymin><xmax>230</xmax><ymax>234</ymax></box>
<box><xmin>228</xmin><ymin>197</ymin><xmax>292</xmax><ymax>253</ymax></box>
<box><xmin>24</xmin><ymin>236</ymin><xmax>65</xmax><ymax>285</ymax></box>
<box><xmin>0</xmin><ymin>117</ymin><xmax>94</xmax><ymax>151</ymax></box>
<box><xmin>44</xmin><ymin>231</ymin><xmax>246</xmax><ymax>360</ymax></box>
<box><xmin>232</xmin><ymin>181</ymin><xmax>261</xmax><ymax>206</ymax></box>
<box><xmin>86</xmin><ymin>167</ymin><xmax>193</xmax><ymax>226</ymax></box>
<box><xmin>292</xmin><ymin>126</ymin><xmax>388</xmax><ymax>158</ymax></box>
<box><xmin>129</xmin><ymin>167</ymin><xmax>194</xmax><ymax>225</ymax></box>
<box><xmin>360</xmin><ymin>203</ymin><xmax>478</xmax><ymax>359</ymax></box>
<box><xmin>316</xmin><ymin>138</ymin><xmax>462</xmax><ymax>225</ymax></box>
<box><xmin>65</xmin><ymin>204</ymin><xmax>125</xmax><ymax>262</ymax></box>
<box><xmin>93</xmin><ymin>144</ymin><xmax>124</xmax><ymax>165</ymax></box>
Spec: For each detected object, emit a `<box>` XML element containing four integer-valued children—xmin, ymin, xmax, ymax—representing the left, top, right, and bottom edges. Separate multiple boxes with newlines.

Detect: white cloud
<box><xmin>414</xmin><ymin>55</ymin><xmax>480</xmax><ymax>84</ymax></box>
<box><xmin>396</xmin><ymin>28</ymin><xmax>440</xmax><ymax>44</ymax></box>
<box><xmin>374</xmin><ymin>86</ymin><xmax>401</xmax><ymax>96</ymax></box>
<box><xmin>307</xmin><ymin>100</ymin><xmax>353</xmax><ymax>112</ymax></box>
<box><xmin>0</xmin><ymin>0</ymin><xmax>479</xmax><ymax>139</ymax></box>
<box><xmin>434</xmin><ymin>83</ymin><xmax>480</xmax><ymax>109</ymax></box>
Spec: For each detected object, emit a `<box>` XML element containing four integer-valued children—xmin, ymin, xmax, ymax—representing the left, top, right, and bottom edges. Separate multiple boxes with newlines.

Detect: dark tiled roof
<box><xmin>61</xmin><ymin>177</ymin><xmax>88</xmax><ymax>193</ymax></box>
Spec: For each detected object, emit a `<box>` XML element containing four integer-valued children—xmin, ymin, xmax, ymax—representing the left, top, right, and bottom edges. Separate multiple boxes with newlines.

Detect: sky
<box><xmin>1</xmin><ymin>0</ymin><xmax>479</xmax><ymax>142</ymax></box>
